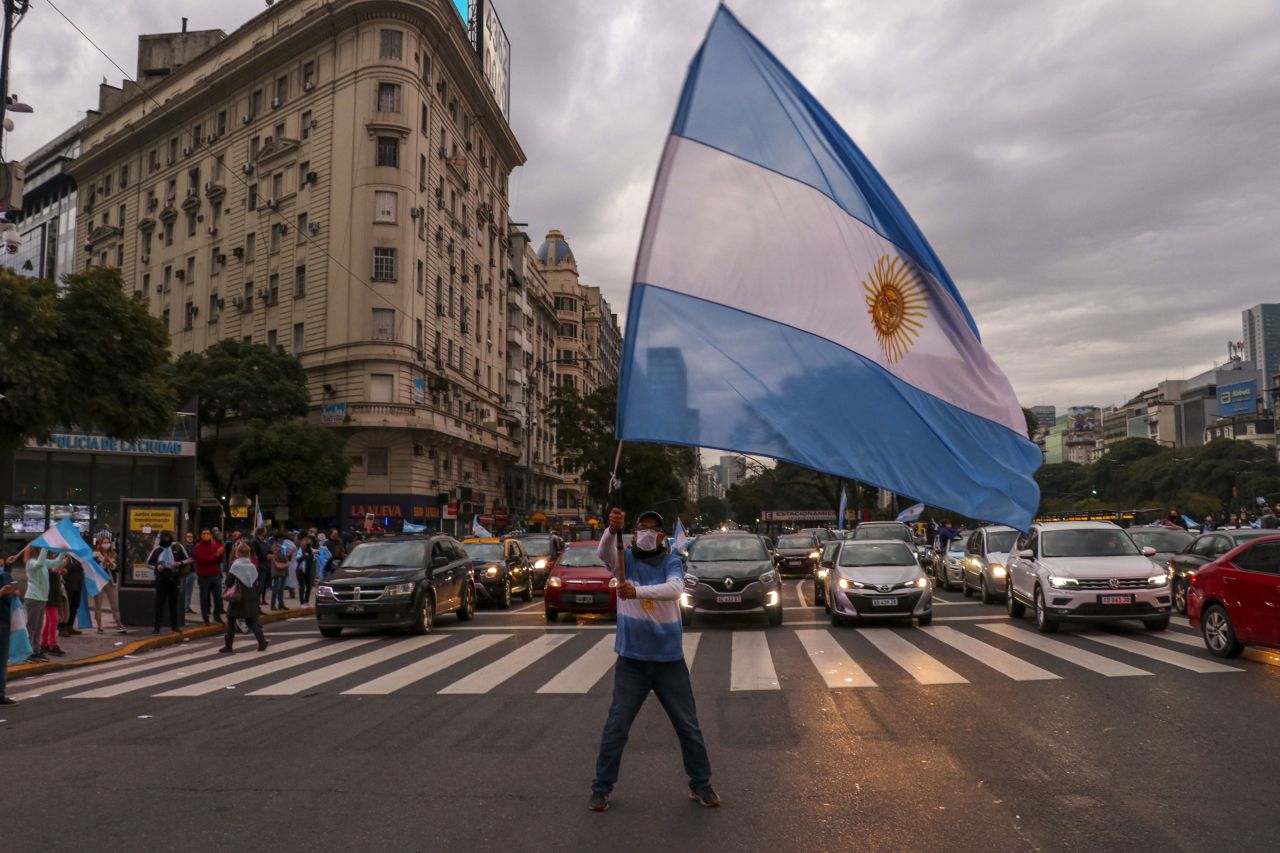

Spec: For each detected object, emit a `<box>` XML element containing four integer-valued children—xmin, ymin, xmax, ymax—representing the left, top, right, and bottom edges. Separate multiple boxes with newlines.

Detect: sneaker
<box><xmin>47</xmin><ymin>646</ymin><xmax>67</xmax><ymax>657</ymax></box>
<box><xmin>0</xmin><ymin>697</ymin><xmax>17</xmax><ymax>706</ymax></box>
<box><xmin>257</xmin><ymin>639</ymin><xmax>269</xmax><ymax>652</ymax></box>
<box><xmin>587</xmin><ymin>791</ymin><xmax>610</xmax><ymax>812</ymax></box>
<box><xmin>25</xmin><ymin>655</ymin><xmax>46</xmax><ymax>664</ymax></box>
<box><xmin>218</xmin><ymin>646</ymin><xmax>234</xmax><ymax>654</ymax></box>
<box><xmin>689</xmin><ymin>785</ymin><xmax>720</xmax><ymax>808</ymax></box>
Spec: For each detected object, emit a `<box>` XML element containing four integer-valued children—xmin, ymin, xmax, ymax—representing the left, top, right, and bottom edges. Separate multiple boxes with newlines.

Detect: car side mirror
<box><xmin>1141</xmin><ymin>546</ymin><xmax>1157</xmax><ymax>557</ymax></box>
<box><xmin>431</xmin><ymin>555</ymin><xmax>449</xmax><ymax>568</ymax></box>
<box><xmin>1019</xmin><ymin>548</ymin><xmax>1036</xmax><ymax>560</ymax></box>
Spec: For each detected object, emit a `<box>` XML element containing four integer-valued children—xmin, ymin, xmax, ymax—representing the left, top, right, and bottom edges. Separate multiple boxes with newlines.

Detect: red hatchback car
<box><xmin>1188</xmin><ymin>535</ymin><xmax>1280</xmax><ymax>658</ymax></box>
<box><xmin>544</xmin><ymin>541</ymin><xmax>617</xmax><ymax>623</ymax></box>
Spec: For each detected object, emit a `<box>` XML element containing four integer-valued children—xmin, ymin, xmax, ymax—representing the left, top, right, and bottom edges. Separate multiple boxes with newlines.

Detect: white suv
<box><xmin>1005</xmin><ymin>521</ymin><xmax>1172</xmax><ymax>632</ymax></box>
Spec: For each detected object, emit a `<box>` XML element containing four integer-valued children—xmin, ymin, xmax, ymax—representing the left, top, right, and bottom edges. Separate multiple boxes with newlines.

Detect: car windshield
<box><xmin>1227</xmin><ymin>530</ymin><xmax>1274</xmax><ymax>544</ymax></box>
<box><xmin>839</xmin><ymin>542</ymin><xmax>918</xmax><ymax>567</ymax></box>
<box><xmin>777</xmin><ymin>535</ymin><xmax>816</xmax><ymax>549</ymax></box>
<box><xmin>342</xmin><ymin>541</ymin><xmax>426</xmax><ymax>569</ymax></box>
<box><xmin>853</xmin><ymin>525</ymin><xmax>912</xmax><ymax>542</ymax></box>
<box><xmin>1040</xmin><ymin>529</ymin><xmax>1140</xmax><ymax>558</ymax></box>
<box><xmin>463</xmin><ymin>542</ymin><xmax>504</xmax><ymax>562</ymax></box>
<box><xmin>947</xmin><ymin>533</ymin><xmax>972</xmax><ymax>553</ymax></box>
<box><xmin>520</xmin><ymin>537</ymin><xmax>551</xmax><ymax>557</ymax></box>
<box><xmin>688</xmin><ymin>537</ymin><xmax>768</xmax><ymax>561</ymax></box>
<box><xmin>986</xmin><ymin>531</ymin><xmax>1019</xmax><ymax>553</ymax></box>
<box><xmin>1128</xmin><ymin>528</ymin><xmax>1194</xmax><ymax>552</ymax></box>
<box><xmin>558</xmin><ymin>549</ymin><xmax>607</xmax><ymax>568</ymax></box>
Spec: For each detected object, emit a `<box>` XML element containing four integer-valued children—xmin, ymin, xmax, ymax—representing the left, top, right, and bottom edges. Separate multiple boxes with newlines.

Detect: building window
<box><xmin>372</xmin><ymin>308</ymin><xmax>395</xmax><ymax>341</ymax></box>
<box><xmin>243</xmin><ymin>281</ymin><xmax>254</xmax><ymax>311</ymax></box>
<box><xmin>268</xmin><ymin>273</ymin><xmax>279</xmax><ymax>304</ymax></box>
<box><xmin>555</xmin><ymin>296</ymin><xmax>577</xmax><ymax>312</ymax></box>
<box><xmin>168</xmin><ymin>137</ymin><xmax>179</xmax><ymax>164</ymax></box>
<box><xmin>163</xmin><ymin>221</ymin><xmax>174</xmax><ymax>247</ymax></box>
<box><xmin>217</xmin><ymin>110</ymin><xmax>227</xmax><ymax>135</ymax></box>
<box><xmin>245</xmin><ymin>232</ymin><xmax>255</xmax><ymax>262</ymax></box>
<box><xmin>420</xmin><ymin>103</ymin><xmax>429</xmax><ymax>135</ymax></box>
<box><xmin>186</xmin><ymin>256</ymin><xmax>195</xmax><ymax>284</ymax></box>
<box><xmin>149</xmin><ymin>149</ymin><xmax>159</xmax><ymax>172</ymax></box>
<box><xmin>300</xmin><ymin>110</ymin><xmax>312</xmax><ymax>140</ymax></box>
<box><xmin>272</xmin><ymin>171</ymin><xmax>284</xmax><ymax>200</ymax></box>
<box><xmin>558</xmin><ymin>322</ymin><xmax>579</xmax><ymax>339</ymax></box>
<box><xmin>375</xmin><ymin>136</ymin><xmax>399</xmax><ymax>168</ymax></box>
<box><xmin>370</xmin><ymin>373</ymin><xmax>393</xmax><ymax>403</ymax></box>
<box><xmin>373</xmin><ymin>190</ymin><xmax>397</xmax><ymax>223</ymax></box>
<box><xmin>251</xmin><ymin>89</ymin><xmax>263</xmax><ymax>116</ymax></box>
<box><xmin>294</xmin><ymin>264</ymin><xmax>306</xmax><ymax>298</ymax></box>
<box><xmin>372</xmin><ymin>247</ymin><xmax>397</xmax><ymax>281</ymax></box>
<box><xmin>269</xmin><ymin>226</ymin><xmax>281</xmax><ymax>255</ymax></box>
<box><xmin>293</xmin><ymin>322</ymin><xmax>304</xmax><ymax>355</ymax></box>
<box><xmin>187</xmin><ymin>212</ymin><xmax>197</xmax><ymax>237</ymax></box>
<box><xmin>418</xmin><ymin>153</ymin><xmax>427</xmax><ymax>190</ymax></box>
<box><xmin>248</xmin><ymin>183</ymin><xmax>258</xmax><ymax>210</ymax></box>
<box><xmin>267</xmin><ymin>329</ymin><xmax>277</xmax><ymax>350</ymax></box>
<box><xmin>367</xmin><ymin>447</ymin><xmax>390</xmax><ymax>476</ymax></box>
<box><xmin>275</xmin><ymin>75</ymin><xmax>288</xmax><ymax>105</ymax></box>
<box><xmin>297</xmin><ymin>213</ymin><xmax>308</xmax><ymax>243</ymax></box>
<box><xmin>377</xmin><ymin>82</ymin><xmax>401</xmax><ymax>113</ymax></box>
<box><xmin>379</xmin><ymin>29</ymin><xmax>403</xmax><ymax>60</ymax></box>
<box><xmin>415</xmin><ymin>318</ymin><xmax>423</xmax><ymax>352</ymax></box>
<box><xmin>302</xmin><ymin>60</ymin><xmax>316</xmax><ymax>88</ymax></box>
<box><xmin>119</xmin><ymin>164</ymin><xmax>129</xmax><ymax>189</ymax></box>
<box><xmin>416</xmin><ymin>259</ymin><xmax>424</xmax><ymax>294</ymax></box>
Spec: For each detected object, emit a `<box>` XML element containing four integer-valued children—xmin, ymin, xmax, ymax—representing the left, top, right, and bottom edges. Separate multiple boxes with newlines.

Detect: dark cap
<box><xmin>636</xmin><ymin>510</ymin><xmax>665</xmax><ymax>528</ymax></box>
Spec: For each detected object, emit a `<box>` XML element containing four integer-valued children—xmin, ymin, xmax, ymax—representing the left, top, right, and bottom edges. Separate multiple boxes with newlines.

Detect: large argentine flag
<box><xmin>617</xmin><ymin>6</ymin><xmax>1041</xmax><ymax>530</ymax></box>
<box><xmin>32</xmin><ymin>519</ymin><xmax>114</xmax><ymax>628</ymax></box>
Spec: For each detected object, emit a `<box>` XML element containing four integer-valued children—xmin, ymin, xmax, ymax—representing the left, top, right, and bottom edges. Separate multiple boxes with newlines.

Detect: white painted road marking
<box><xmin>439</xmin><ymin>634</ymin><xmax>573</xmax><ymax>694</ymax></box>
<box><xmin>857</xmin><ymin>629</ymin><xmax>968</xmax><ymax>684</ymax></box>
<box><xmin>918</xmin><ymin>625</ymin><xmax>1059</xmax><ymax>681</ymax></box>
<box><xmin>979</xmin><ymin>624</ymin><xmax>1150</xmax><ymax>677</ymax></box>
<box><xmin>156</xmin><ymin>638</ymin><xmax>380</xmax><ymax>696</ymax></box>
<box><xmin>251</xmin><ymin>636</ymin><xmax>446</xmax><ymax>696</ymax></box>
<box><xmin>795</xmin><ymin>629</ymin><xmax>876</xmax><ymax>688</ymax></box>
<box><xmin>730</xmin><ymin>632</ymin><xmax>779</xmax><ymax>690</ymax></box>
<box><xmin>344</xmin><ymin>634</ymin><xmax>509</xmax><ymax>695</ymax></box>
<box><xmin>537</xmin><ymin>634</ymin><xmax>617</xmax><ymax>694</ymax></box>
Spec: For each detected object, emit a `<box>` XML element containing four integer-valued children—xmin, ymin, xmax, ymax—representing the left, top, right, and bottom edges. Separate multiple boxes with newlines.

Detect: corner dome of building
<box><xmin>537</xmin><ymin>229</ymin><xmax>574</xmax><ymax>265</ymax></box>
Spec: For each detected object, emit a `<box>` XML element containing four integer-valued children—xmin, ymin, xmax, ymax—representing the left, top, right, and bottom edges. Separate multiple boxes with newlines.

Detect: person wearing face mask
<box><xmin>587</xmin><ymin>507</ymin><xmax>717</xmax><ymax>813</ymax></box>
<box><xmin>193</xmin><ymin>529</ymin><xmax>226</xmax><ymax>625</ymax></box>
<box><xmin>146</xmin><ymin>531</ymin><xmax>185</xmax><ymax>634</ymax></box>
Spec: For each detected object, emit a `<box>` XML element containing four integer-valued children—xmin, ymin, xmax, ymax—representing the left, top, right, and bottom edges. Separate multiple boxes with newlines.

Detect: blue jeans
<box><xmin>182</xmin><ymin>571</ymin><xmax>196</xmax><ymax>610</ymax></box>
<box><xmin>592</xmin><ymin>655</ymin><xmax>711</xmax><ymax>794</ymax></box>
<box><xmin>0</xmin><ymin>617</ymin><xmax>9</xmax><ymax>699</ymax></box>
<box><xmin>271</xmin><ymin>575</ymin><xmax>286</xmax><ymax>609</ymax></box>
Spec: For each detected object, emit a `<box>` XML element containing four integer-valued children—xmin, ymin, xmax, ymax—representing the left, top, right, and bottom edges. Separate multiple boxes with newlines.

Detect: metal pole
<box><xmin>0</xmin><ymin>1</ymin><xmax>17</xmax><ymax>157</ymax></box>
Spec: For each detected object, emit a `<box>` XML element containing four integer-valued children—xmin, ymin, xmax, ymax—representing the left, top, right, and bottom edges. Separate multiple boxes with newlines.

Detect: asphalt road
<box><xmin>4</xmin><ymin>581</ymin><xmax>1278</xmax><ymax>853</ymax></box>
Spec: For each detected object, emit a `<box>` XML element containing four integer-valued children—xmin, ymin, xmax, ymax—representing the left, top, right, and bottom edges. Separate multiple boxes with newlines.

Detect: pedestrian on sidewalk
<box><xmin>59</xmin><ymin>553</ymin><xmax>85</xmax><ymax>638</ymax></box>
<box><xmin>90</xmin><ymin>539</ymin><xmax>127</xmax><ymax>634</ymax></box>
<box><xmin>181</xmin><ymin>530</ymin><xmax>198</xmax><ymax>616</ymax></box>
<box><xmin>296</xmin><ymin>535</ymin><xmax>316</xmax><ymax>605</ymax></box>
<box><xmin>26</xmin><ymin>547</ymin><xmax>68</xmax><ymax>659</ymax></box>
<box><xmin>193</xmin><ymin>529</ymin><xmax>225</xmax><ymax>625</ymax></box>
<box><xmin>269</xmin><ymin>543</ymin><xmax>289</xmax><ymax>611</ymax></box>
<box><xmin>2</xmin><ymin>548</ymin><xmax>25</xmax><ymax>705</ymax></box>
<box><xmin>587</xmin><ymin>507</ymin><xmax>717</xmax><ymax>813</ymax></box>
<box><xmin>221</xmin><ymin>543</ymin><xmax>267</xmax><ymax>654</ymax></box>
<box><xmin>280</xmin><ymin>532</ymin><xmax>299</xmax><ymax>600</ymax></box>
<box><xmin>251</xmin><ymin>528</ymin><xmax>271</xmax><ymax>605</ymax></box>
<box><xmin>147</xmin><ymin>532</ymin><xmax>184</xmax><ymax>634</ymax></box>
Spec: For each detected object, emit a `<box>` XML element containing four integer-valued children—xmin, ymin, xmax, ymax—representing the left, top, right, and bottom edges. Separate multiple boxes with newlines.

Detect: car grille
<box><xmin>333</xmin><ymin>588</ymin><xmax>385</xmax><ymax>602</ymax></box>
<box><xmin>699</xmin><ymin>577</ymin><xmax>761</xmax><ymax>592</ymax></box>
<box><xmin>1075</xmin><ymin>578</ymin><xmax>1158</xmax><ymax>590</ymax></box>
<box><xmin>851</xmin><ymin>580</ymin><xmax>921</xmax><ymax>592</ymax></box>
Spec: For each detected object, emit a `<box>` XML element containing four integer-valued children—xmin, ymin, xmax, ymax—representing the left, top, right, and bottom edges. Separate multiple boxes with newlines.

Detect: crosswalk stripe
<box><xmin>65</xmin><ymin>640</ymin><xmax>320</xmax><ymax>698</ymax></box>
<box><xmin>1078</xmin><ymin>633</ymin><xmax>1241</xmax><ymax>673</ymax></box>
<box><xmin>439</xmin><ymin>634</ymin><xmax>573</xmax><ymax>694</ymax></box>
<box><xmin>11</xmin><ymin>644</ymin><xmax>193</xmax><ymax>695</ymax></box>
<box><xmin>918</xmin><ymin>626</ymin><xmax>1059</xmax><ymax>681</ymax></box>
<box><xmin>344</xmin><ymin>634</ymin><xmax>507</xmax><ymax>695</ymax></box>
<box><xmin>794</xmin><ymin>629</ymin><xmax>875</xmax><ymax>688</ymax></box>
<box><xmin>857</xmin><ymin>628</ymin><xmax>968</xmax><ymax>684</ymax></box>
<box><xmin>537</xmin><ymin>634</ymin><xmax>617</xmax><ymax>694</ymax></box>
<box><xmin>155</xmin><ymin>638</ymin><xmax>381</xmax><ymax>696</ymax></box>
<box><xmin>250</xmin><ymin>636</ymin><xmax>446</xmax><ymax>696</ymax></box>
<box><xmin>683</xmin><ymin>633</ymin><xmax>701</xmax><ymax>670</ymax></box>
<box><xmin>730</xmin><ymin>632</ymin><xmax>779</xmax><ymax>690</ymax></box>
<box><xmin>1146</xmin><ymin>630</ymin><xmax>1204</xmax><ymax>650</ymax></box>
<box><xmin>979</xmin><ymin>624</ymin><xmax>1150</xmax><ymax>677</ymax></box>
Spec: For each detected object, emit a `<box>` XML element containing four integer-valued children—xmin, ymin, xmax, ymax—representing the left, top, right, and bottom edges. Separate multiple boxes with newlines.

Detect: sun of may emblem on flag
<box><xmin>863</xmin><ymin>254</ymin><xmax>930</xmax><ymax>363</ymax></box>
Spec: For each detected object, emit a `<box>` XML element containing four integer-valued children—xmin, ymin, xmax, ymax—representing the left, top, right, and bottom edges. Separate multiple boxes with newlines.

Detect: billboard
<box><xmin>477</xmin><ymin>0</ymin><xmax>511</xmax><ymax>119</ymax></box>
<box><xmin>1217</xmin><ymin>380</ymin><xmax>1258</xmax><ymax>417</ymax></box>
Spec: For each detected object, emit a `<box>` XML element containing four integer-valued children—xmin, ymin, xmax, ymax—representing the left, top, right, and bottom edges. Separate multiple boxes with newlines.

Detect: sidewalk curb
<box><xmin>8</xmin><ymin>607</ymin><xmax>315</xmax><ymax>680</ymax></box>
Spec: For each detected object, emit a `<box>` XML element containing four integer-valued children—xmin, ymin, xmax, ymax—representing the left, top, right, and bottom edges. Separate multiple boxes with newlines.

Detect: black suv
<box><xmin>462</xmin><ymin>537</ymin><xmax>535</xmax><ymax>608</ymax></box>
<box><xmin>315</xmin><ymin>535</ymin><xmax>476</xmax><ymax>637</ymax></box>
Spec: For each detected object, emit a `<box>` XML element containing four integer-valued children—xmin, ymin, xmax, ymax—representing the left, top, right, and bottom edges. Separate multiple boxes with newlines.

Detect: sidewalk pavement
<box><xmin>9</xmin><ymin>600</ymin><xmax>316</xmax><ymax>680</ymax></box>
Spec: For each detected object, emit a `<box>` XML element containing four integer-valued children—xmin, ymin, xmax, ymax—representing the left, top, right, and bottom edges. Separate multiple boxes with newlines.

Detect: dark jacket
<box><xmin>147</xmin><ymin>544</ymin><xmax>189</xmax><ymax>575</ymax></box>
<box><xmin>225</xmin><ymin>575</ymin><xmax>261</xmax><ymax>619</ymax></box>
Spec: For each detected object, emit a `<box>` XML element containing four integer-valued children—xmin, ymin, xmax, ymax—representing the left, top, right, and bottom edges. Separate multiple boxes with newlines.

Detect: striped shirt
<box><xmin>598</xmin><ymin>529</ymin><xmax>686</xmax><ymax>662</ymax></box>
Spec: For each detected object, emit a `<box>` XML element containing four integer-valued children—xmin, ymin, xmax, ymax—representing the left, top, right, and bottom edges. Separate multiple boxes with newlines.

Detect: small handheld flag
<box><xmin>896</xmin><ymin>503</ymin><xmax>926</xmax><ymax>523</ymax></box>
<box><xmin>837</xmin><ymin>485</ymin><xmax>849</xmax><ymax>531</ymax></box>
<box><xmin>673</xmin><ymin>518</ymin><xmax>690</xmax><ymax>554</ymax></box>
<box><xmin>471</xmin><ymin>516</ymin><xmax>492</xmax><ymax>538</ymax></box>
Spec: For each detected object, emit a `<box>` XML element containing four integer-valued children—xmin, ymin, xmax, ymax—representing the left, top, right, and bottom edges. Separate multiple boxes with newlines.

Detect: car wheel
<box><xmin>411</xmin><ymin>592</ymin><xmax>435</xmax><ymax>635</ymax></box>
<box><xmin>916</xmin><ymin>611</ymin><xmax>932</xmax><ymax>626</ymax></box>
<box><xmin>767</xmin><ymin>604</ymin><xmax>783</xmax><ymax>627</ymax></box>
<box><xmin>1034</xmin><ymin>587</ymin><xmax>1059</xmax><ymax>634</ymax></box>
<box><xmin>1173</xmin><ymin>581</ymin><xmax>1188</xmax><ymax>615</ymax></box>
<box><xmin>545</xmin><ymin>608</ymin><xmax>557</xmax><ymax>623</ymax></box>
<box><xmin>979</xmin><ymin>575</ymin><xmax>993</xmax><ymax>605</ymax></box>
<box><xmin>456</xmin><ymin>582</ymin><xmax>475</xmax><ymax>622</ymax></box>
<box><xmin>1202</xmin><ymin>604</ymin><xmax>1244</xmax><ymax>658</ymax></box>
<box><xmin>1143</xmin><ymin>615</ymin><xmax>1170</xmax><ymax>631</ymax></box>
<box><xmin>319</xmin><ymin>626</ymin><xmax>342</xmax><ymax>638</ymax></box>
<box><xmin>497</xmin><ymin>579</ymin><xmax>512</xmax><ymax>610</ymax></box>
<box><xmin>1007</xmin><ymin>582</ymin><xmax>1026</xmax><ymax>618</ymax></box>
<box><xmin>521</xmin><ymin>574</ymin><xmax>534</xmax><ymax>602</ymax></box>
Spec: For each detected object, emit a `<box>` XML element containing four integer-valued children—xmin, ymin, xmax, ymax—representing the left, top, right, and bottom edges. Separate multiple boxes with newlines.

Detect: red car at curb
<box><xmin>1188</xmin><ymin>535</ymin><xmax>1280</xmax><ymax>658</ymax></box>
<box><xmin>544</xmin><ymin>541</ymin><xmax>617</xmax><ymax>623</ymax></box>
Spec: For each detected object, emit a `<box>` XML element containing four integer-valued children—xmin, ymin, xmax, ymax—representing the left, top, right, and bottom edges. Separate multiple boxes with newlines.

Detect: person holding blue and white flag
<box><xmin>2</xmin><ymin>547</ymin><xmax>30</xmax><ymax>705</ymax></box>
<box><xmin>471</xmin><ymin>516</ymin><xmax>492</xmax><ymax>538</ymax></box>
<box><xmin>837</xmin><ymin>486</ymin><xmax>849</xmax><ymax>531</ymax></box>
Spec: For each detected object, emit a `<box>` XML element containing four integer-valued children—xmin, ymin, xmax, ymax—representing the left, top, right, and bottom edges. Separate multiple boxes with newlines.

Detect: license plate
<box><xmin>344</xmin><ymin>604</ymin><xmax>365</xmax><ymax>613</ymax></box>
<box><xmin>788</xmin><ymin>559</ymin><xmax>802</xmax><ymax>565</ymax></box>
<box><xmin>717</xmin><ymin>594</ymin><xmax>742</xmax><ymax>604</ymax></box>
<box><xmin>575</xmin><ymin>594</ymin><xmax>594</xmax><ymax>604</ymax></box>
<box><xmin>1099</xmin><ymin>594</ymin><xmax>1133</xmax><ymax>605</ymax></box>
<box><xmin>872</xmin><ymin>597</ymin><xmax>897</xmax><ymax>607</ymax></box>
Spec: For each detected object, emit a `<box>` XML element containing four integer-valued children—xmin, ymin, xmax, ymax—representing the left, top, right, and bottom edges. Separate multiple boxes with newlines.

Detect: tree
<box><xmin>170</xmin><ymin>341</ymin><xmax>313</xmax><ymax>512</ymax></box>
<box><xmin>233</xmin><ymin>420</ymin><xmax>351</xmax><ymax>521</ymax></box>
<box><xmin>547</xmin><ymin>383</ymin><xmax>696</xmax><ymax>520</ymax></box>
<box><xmin>0</xmin><ymin>268</ymin><xmax>176</xmax><ymax>447</ymax></box>
<box><xmin>1022</xmin><ymin>407</ymin><xmax>1039</xmax><ymax>439</ymax></box>
<box><xmin>696</xmin><ymin>496</ymin><xmax>730</xmax><ymax>528</ymax></box>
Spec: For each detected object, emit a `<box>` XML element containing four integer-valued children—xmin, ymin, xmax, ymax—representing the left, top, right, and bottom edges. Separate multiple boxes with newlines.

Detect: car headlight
<box><xmin>384</xmin><ymin>582</ymin><xmax>415</xmax><ymax>597</ymax></box>
<box><xmin>808</xmin><ymin>550</ymin><xmax>821</xmax><ymax>560</ymax></box>
<box><xmin>317</xmin><ymin>585</ymin><xmax>336</xmax><ymax>599</ymax></box>
<box><xmin>817</xmin><ymin>567</ymin><xmax>829</xmax><ymax>579</ymax></box>
<box><xmin>990</xmin><ymin>564</ymin><xmax>1006</xmax><ymax>578</ymax></box>
<box><xmin>534</xmin><ymin>558</ymin><xmax>547</xmax><ymax>570</ymax></box>
<box><xmin>1147</xmin><ymin>574</ymin><xmax>1169</xmax><ymax>587</ymax></box>
<box><xmin>759</xmin><ymin>570</ymin><xmax>779</xmax><ymax>584</ymax></box>
<box><xmin>1048</xmin><ymin>576</ymin><xmax>1078</xmax><ymax>589</ymax></box>
<box><xmin>913</xmin><ymin>576</ymin><xmax>929</xmax><ymax>588</ymax></box>
<box><xmin>546</xmin><ymin>576</ymin><xmax>563</xmax><ymax>588</ymax></box>
<box><xmin>484</xmin><ymin>565</ymin><xmax>500</xmax><ymax>577</ymax></box>
<box><xmin>838</xmin><ymin>578</ymin><xmax>850</xmax><ymax>590</ymax></box>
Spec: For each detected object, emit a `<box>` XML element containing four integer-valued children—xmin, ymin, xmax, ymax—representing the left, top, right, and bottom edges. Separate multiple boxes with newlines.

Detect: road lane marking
<box><xmin>856</xmin><ymin>629</ymin><xmax>968</xmax><ymax>684</ymax></box>
<box><xmin>730</xmin><ymin>632</ymin><xmax>779</xmax><ymax>690</ymax></box>
<box><xmin>439</xmin><ymin>634</ymin><xmax>573</xmax><ymax>694</ymax></box>
<box><xmin>156</xmin><ymin>638</ymin><xmax>380</xmax><ymax>696</ymax></box>
<box><xmin>917</xmin><ymin>626</ymin><xmax>1058</xmax><ymax>681</ymax></box>
<box><xmin>1143</xmin><ymin>630</ymin><xmax>1203</xmax><ymax>649</ymax></box>
<box><xmin>793</xmin><ymin>580</ymin><xmax>807</xmax><ymax>607</ymax></box>
<box><xmin>684</xmin><ymin>633</ymin><xmax>701</xmax><ymax>670</ymax></box>
<box><xmin>537</xmin><ymin>634</ymin><xmax>616</xmax><ymax>694</ymax></box>
<box><xmin>510</xmin><ymin>600</ymin><xmax>544</xmax><ymax>613</ymax></box>
<box><xmin>11</xmin><ymin>643</ymin><xmax>194</xmax><ymax>692</ymax></box>
<box><xmin>794</xmin><ymin>629</ymin><xmax>875</xmax><ymax>688</ymax></box>
<box><xmin>250</xmin><ymin>636</ymin><xmax>446</xmax><ymax>695</ymax></box>
<box><xmin>344</xmin><ymin>634</ymin><xmax>509</xmax><ymax>694</ymax></box>
<box><xmin>1078</xmin><ymin>633</ymin><xmax>1240</xmax><ymax>673</ymax></box>
<box><xmin>978</xmin><ymin>624</ymin><xmax>1150</xmax><ymax>677</ymax></box>
<box><xmin>66</xmin><ymin>640</ymin><xmax>320</xmax><ymax>698</ymax></box>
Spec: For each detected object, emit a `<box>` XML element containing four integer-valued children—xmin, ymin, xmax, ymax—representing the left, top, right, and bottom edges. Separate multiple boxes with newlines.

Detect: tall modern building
<box><xmin>1030</xmin><ymin>405</ymin><xmax>1056</xmax><ymax>431</ymax></box>
<box><xmin>0</xmin><ymin>120</ymin><xmax>84</xmax><ymax>286</ymax></box>
<box><xmin>1242</xmin><ymin>304</ymin><xmax>1280</xmax><ymax>404</ymax></box>
<box><xmin>69</xmin><ymin>1</ymin><xmax>526</xmax><ymax>532</ymax></box>
<box><xmin>718</xmin><ymin>454</ymin><xmax>747</xmax><ymax>492</ymax></box>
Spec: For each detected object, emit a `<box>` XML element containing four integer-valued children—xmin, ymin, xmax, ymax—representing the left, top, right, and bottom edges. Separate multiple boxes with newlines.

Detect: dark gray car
<box><xmin>682</xmin><ymin>532</ymin><xmax>783</xmax><ymax>626</ymax></box>
<box><xmin>774</xmin><ymin>532</ymin><xmax>820</xmax><ymax>577</ymax></box>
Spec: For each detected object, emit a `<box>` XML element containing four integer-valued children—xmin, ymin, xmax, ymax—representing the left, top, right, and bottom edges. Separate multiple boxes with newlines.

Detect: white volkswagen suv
<box><xmin>1005</xmin><ymin>521</ymin><xmax>1172</xmax><ymax>632</ymax></box>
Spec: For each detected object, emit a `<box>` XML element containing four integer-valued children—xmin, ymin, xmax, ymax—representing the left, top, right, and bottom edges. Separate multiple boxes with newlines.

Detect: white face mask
<box><xmin>634</xmin><ymin>529</ymin><xmax>661</xmax><ymax>551</ymax></box>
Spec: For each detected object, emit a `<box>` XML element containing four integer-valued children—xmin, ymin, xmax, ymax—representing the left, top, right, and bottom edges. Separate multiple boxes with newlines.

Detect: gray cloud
<box><xmin>10</xmin><ymin>0</ymin><xmax>1280</xmax><ymax>412</ymax></box>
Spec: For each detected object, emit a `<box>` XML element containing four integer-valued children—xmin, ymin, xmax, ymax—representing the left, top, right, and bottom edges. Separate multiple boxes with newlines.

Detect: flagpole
<box><xmin>609</xmin><ymin>441</ymin><xmax>625</xmax><ymax>584</ymax></box>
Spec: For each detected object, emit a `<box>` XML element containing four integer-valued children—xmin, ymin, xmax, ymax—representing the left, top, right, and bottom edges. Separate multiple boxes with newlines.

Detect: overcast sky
<box><xmin>11</xmin><ymin>0</ymin><xmax>1280</xmax><ymax>412</ymax></box>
